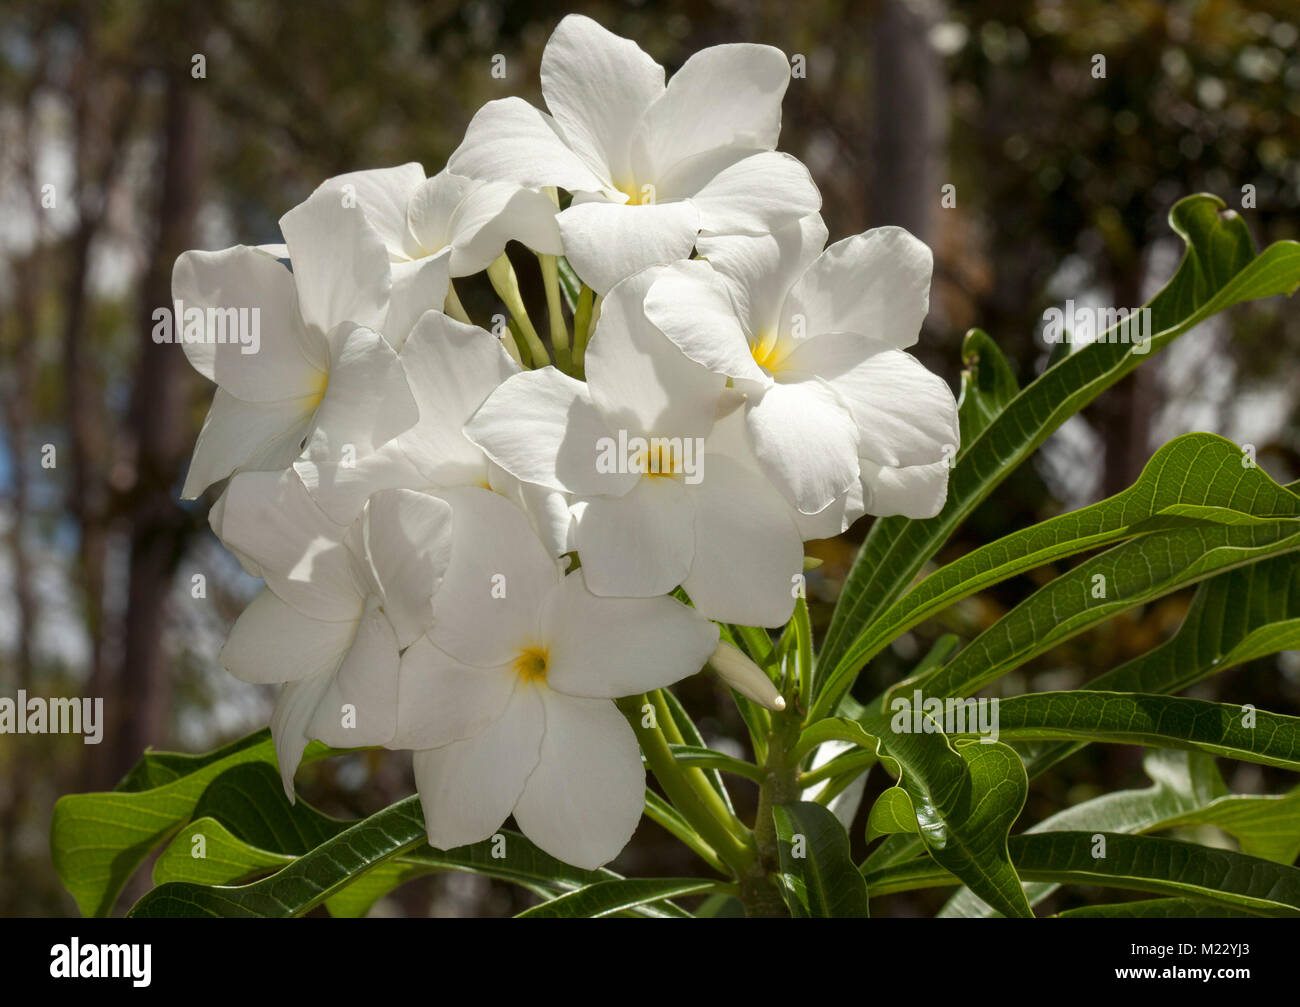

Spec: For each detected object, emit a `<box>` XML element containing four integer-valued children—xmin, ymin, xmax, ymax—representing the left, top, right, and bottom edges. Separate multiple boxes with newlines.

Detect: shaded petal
<box><xmin>172</xmin><ymin>246</ymin><xmax>324</xmax><ymax>402</ymax></box>
<box><xmin>574</xmin><ymin>476</ymin><xmax>694</xmax><ymax>597</ymax></box>
<box><xmin>557</xmin><ymin>199</ymin><xmax>699</xmax><ymax>295</ymax></box>
<box><xmin>540</xmin><ymin>14</ymin><xmax>664</xmax><ymax>184</ymax></box>
<box><xmin>182</xmin><ymin>388</ymin><xmax>315</xmax><ymax>499</ymax></box>
<box><xmin>465</xmin><ymin>367</ymin><xmax>635</xmax><ymax>497</ymax></box>
<box><xmin>412</xmin><ymin>680</ymin><xmax>544</xmax><ymax>851</ymax></box>
<box><xmin>513</xmin><ymin>690</ymin><xmax>644</xmax><ymax>869</ymax></box>
<box><xmin>643</xmin><ymin>259</ymin><xmax>767</xmax><ymax>383</ymax></box>
<box><xmin>314</xmin><ymin>163</ymin><xmax>426</xmax><ymax>260</ymax></box>
<box><xmin>696</xmin><ymin>214</ymin><xmax>827</xmax><ymax>338</ymax></box>
<box><xmin>384</xmin><ymin>253</ymin><xmax>451</xmax><ymax>351</ymax></box>
<box><xmin>391</xmin><ymin>636</ymin><xmax>517</xmax><ymax>750</ymax></box>
<box><xmin>860</xmin><ymin>457</ymin><xmax>951</xmax><ymax>519</ymax></box>
<box><xmin>542</xmin><ymin>572</ymin><xmax>718</xmax><ymax>698</ymax></box>
<box><xmin>784</xmin><ymin>343</ymin><xmax>958</xmax><ymax>468</ymax></box>
<box><xmin>489</xmin><ymin>463</ymin><xmax>576</xmax><ymax>557</ymax></box>
<box><xmin>692</xmin><ymin>151</ymin><xmax>821</xmax><ymax>237</ymax></box>
<box><xmin>746</xmin><ymin>378</ymin><xmax>860</xmax><ymax>513</ymax></box>
<box><xmin>279</xmin><ymin>185</ymin><xmax>392</xmax><ymax>336</ymax></box>
<box><xmin>350</xmin><ymin>489</ymin><xmax>453</xmax><ymax>648</ymax></box>
<box><xmin>682</xmin><ymin>454</ymin><xmax>803</xmax><ymax>627</ymax></box>
<box><xmin>306</xmin><ymin>601</ymin><xmax>402</xmax><ymax>748</ymax></box>
<box><xmin>428</xmin><ymin>486</ymin><xmax>562</xmax><ymax>668</ymax></box>
<box><xmin>209</xmin><ymin>469</ymin><xmax>361</xmax><ymax>622</ymax></box>
<box><xmin>448</xmin><ymin>181</ymin><xmax>563</xmax><ymax>274</ymax></box>
<box><xmin>448</xmin><ymin>97</ymin><xmax>608</xmax><ymax>194</ymax></box>
<box><xmin>220</xmin><ymin>588</ymin><xmax>356</xmax><ymax>685</ymax></box>
<box><xmin>586</xmin><ymin>266</ymin><xmax>725</xmax><ymax>436</ymax></box>
<box><xmin>782</xmin><ymin>226</ymin><xmax>932</xmax><ymax>346</ymax></box>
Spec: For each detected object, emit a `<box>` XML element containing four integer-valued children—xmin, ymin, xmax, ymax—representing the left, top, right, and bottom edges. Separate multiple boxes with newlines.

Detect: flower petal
<box><xmin>746</xmin><ymin>378</ymin><xmax>860</xmax><ymax>514</ymax></box>
<box><xmin>643</xmin><ymin>259</ymin><xmax>767</xmax><ymax>383</ymax></box>
<box><xmin>691</xmin><ymin>151</ymin><xmax>821</xmax><ymax>237</ymax></box>
<box><xmin>220</xmin><ymin>588</ymin><xmax>356</xmax><ymax>685</ymax></box>
<box><xmin>586</xmin><ymin>266</ymin><xmax>725</xmax><ymax>436</ymax></box>
<box><xmin>557</xmin><ymin>199</ymin><xmax>699</xmax><ymax>295</ymax></box>
<box><xmin>574</xmin><ymin>476</ymin><xmax>695</xmax><ymax>597</ymax></box>
<box><xmin>541</xmin><ymin>572</ymin><xmax>718</xmax><ymax>698</ymax></box>
<box><xmin>209</xmin><ymin>469</ymin><xmax>361</xmax><ymax>622</ymax></box>
<box><xmin>412</xmin><ymin>680</ymin><xmax>544</xmax><ymax>851</ymax></box>
<box><xmin>313</xmin><ymin>163</ymin><xmax>426</xmax><ymax>260</ymax></box>
<box><xmin>682</xmin><ymin>454</ymin><xmax>804</xmax><ymax>627</ymax></box>
<box><xmin>350</xmin><ymin>489</ymin><xmax>453</xmax><ymax>648</ymax></box>
<box><xmin>172</xmin><ymin>246</ymin><xmax>324</xmax><ymax>402</ymax></box>
<box><xmin>448</xmin><ymin>181</ymin><xmax>563</xmax><ymax>275</ymax></box>
<box><xmin>182</xmin><ymin>388</ymin><xmax>315</xmax><ymax>499</ymax></box>
<box><xmin>448</xmin><ymin>97</ymin><xmax>608</xmax><ymax>194</ymax></box>
<box><xmin>306</xmin><ymin>601</ymin><xmax>401</xmax><ymax>748</ymax></box>
<box><xmin>635</xmin><ymin>43</ymin><xmax>790</xmax><ymax>180</ymax></box>
<box><xmin>279</xmin><ymin>185</ymin><xmax>392</xmax><ymax>337</ymax></box>
<box><xmin>540</xmin><ymin>14</ymin><xmax>664</xmax><ymax>184</ymax></box>
<box><xmin>513</xmin><ymin>690</ymin><xmax>644</xmax><ymax>869</ymax></box>
<box><xmin>781</xmin><ymin>226</ymin><xmax>932</xmax><ymax>346</ymax></box>
<box><xmin>465</xmin><ymin>367</ymin><xmax>634</xmax><ymax>497</ymax></box>
<box><xmin>783</xmin><ymin>343</ymin><xmax>959</xmax><ymax>468</ymax></box>
<box><xmin>428</xmin><ymin>486</ymin><xmax>562</xmax><ymax>668</ymax></box>
<box><xmin>860</xmin><ymin>457</ymin><xmax>951</xmax><ymax>519</ymax></box>
<box><xmin>695</xmin><ymin>214</ymin><xmax>827</xmax><ymax>338</ymax></box>
<box><xmin>391</xmin><ymin>636</ymin><xmax>517</xmax><ymax>750</ymax></box>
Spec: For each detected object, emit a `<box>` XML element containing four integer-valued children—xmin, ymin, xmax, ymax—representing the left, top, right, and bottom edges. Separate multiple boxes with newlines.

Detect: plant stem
<box><xmin>739</xmin><ymin>691</ymin><xmax>804</xmax><ymax>917</ymax></box>
<box><xmin>444</xmin><ymin>279</ymin><xmax>471</xmax><ymax>324</ymax></box>
<box><xmin>618</xmin><ymin>695</ymin><xmax>756</xmax><ymax>876</ymax></box>
<box><xmin>487</xmin><ymin>253</ymin><xmax>550</xmax><ymax>366</ymax></box>
<box><xmin>538</xmin><ymin>253</ymin><xmax>571</xmax><ymax>372</ymax></box>
<box><xmin>571</xmin><ymin>284</ymin><xmax>595</xmax><ymax>376</ymax></box>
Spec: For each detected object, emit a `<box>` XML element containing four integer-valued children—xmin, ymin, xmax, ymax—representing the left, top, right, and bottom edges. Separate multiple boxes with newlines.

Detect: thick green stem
<box><xmin>571</xmin><ymin>285</ymin><xmax>595</xmax><ymax>376</ymax></box>
<box><xmin>488</xmin><ymin>253</ymin><xmax>550</xmax><ymax>367</ymax></box>
<box><xmin>740</xmin><ymin>691</ymin><xmax>804</xmax><ymax>917</ymax></box>
<box><xmin>618</xmin><ymin>695</ymin><xmax>756</xmax><ymax>876</ymax></box>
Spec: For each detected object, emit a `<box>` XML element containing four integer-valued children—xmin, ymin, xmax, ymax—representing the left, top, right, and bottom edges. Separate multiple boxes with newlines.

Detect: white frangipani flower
<box><xmin>176</xmin><ymin>192</ymin><xmax>418</xmax><ymax>499</ymax></box>
<box><xmin>466</xmin><ymin>267</ymin><xmax>804</xmax><ymax>627</ymax></box>
<box><xmin>292</xmin><ymin>309</ymin><xmax>574</xmax><ymax>555</ymax></box>
<box><xmin>211</xmin><ymin>468</ymin><xmax>452</xmax><ymax>795</ymax></box>
<box><xmin>303</xmin><ymin>164</ymin><xmax>563</xmax><ymax>345</ymax></box>
<box><xmin>391</xmin><ymin>486</ymin><xmax>718</xmax><ymax>869</ymax></box>
<box><xmin>448</xmin><ymin>14</ymin><xmax>821</xmax><ymax>294</ymax></box>
<box><xmin>644</xmin><ymin>215</ymin><xmax>959</xmax><ymax>523</ymax></box>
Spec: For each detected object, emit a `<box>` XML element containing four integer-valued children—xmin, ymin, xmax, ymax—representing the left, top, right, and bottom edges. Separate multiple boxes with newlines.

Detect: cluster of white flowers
<box><xmin>177</xmin><ymin>15</ymin><xmax>958</xmax><ymax>869</ymax></box>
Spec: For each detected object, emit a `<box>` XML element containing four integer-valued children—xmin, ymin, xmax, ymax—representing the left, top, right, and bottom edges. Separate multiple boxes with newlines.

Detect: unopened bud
<box><xmin>710</xmin><ymin>640</ymin><xmax>785</xmax><ymax>711</ymax></box>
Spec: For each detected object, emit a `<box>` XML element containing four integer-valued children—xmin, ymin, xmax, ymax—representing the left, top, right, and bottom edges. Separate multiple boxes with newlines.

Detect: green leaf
<box><xmin>865</xmin><ymin>787</ymin><xmax>920</xmax><ymax>844</ymax></box>
<box><xmin>941</xmin><ymin>749</ymin><xmax>1225</xmax><ymax>916</ymax></box>
<box><xmin>957</xmin><ymin>692</ymin><xmax>1300</xmax><ymax>772</ymax></box>
<box><xmin>1057</xmin><ymin>899</ymin><xmax>1261</xmax><ymax>918</ymax></box>
<box><xmin>772</xmin><ymin>801</ymin><xmax>869</xmax><ymax>917</ymax></box>
<box><xmin>867</xmin><ymin>831</ymin><xmax>1300</xmax><ymax>915</ymax></box>
<box><xmin>516</xmin><ymin>878</ymin><xmax>714</xmax><ymax>918</ymax></box>
<box><xmin>51</xmin><ymin>728</ymin><xmax>334</xmax><ymax>917</ymax></box>
<box><xmin>908</xmin><ymin>517</ymin><xmax>1300</xmax><ymax>704</ymax></box>
<box><xmin>818</xmin><ymin>195</ymin><xmax>1300</xmax><ymax>713</ymax></box>
<box><xmin>956</xmin><ymin>328</ymin><xmax>1019</xmax><ymax>446</ymax></box>
<box><xmin>876</xmin><ymin>729</ymin><xmax>1032</xmax><ymax>917</ymax></box>
<box><xmin>130</xmin><ymin>796</ymin><xmax>428</xmax><ymax>917</ymax></box>
<box><xmin>665</xmin><ymin>744</ymin><xmax>765</xmax><ymax>783</ymax></box>
<box><xmin>556</xmin><ymin>256</ymin><xmax>582</xmax><ymax>312</ymax></box>
<box><xmin>829</xmin><ymin>434</ymin><xmax>1300</xmax><ymax>702</ymax></box>
<box><xmin>1156</xmin><ymin>789</ymin><xmax>1300</xmax><ymax>865</ymax></box>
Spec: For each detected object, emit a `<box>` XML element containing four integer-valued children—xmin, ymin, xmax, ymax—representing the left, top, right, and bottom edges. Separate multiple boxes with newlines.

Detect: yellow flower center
<box><xmin>305</xmin><ymin>366</ymin><xmax>330</xmax><ymax>412</ymax></box>
<box><xmin>635</xmin><ymin>440</ymin><xmax>684</xmax><ymax>478</ymax></box>
<box><xmin>750</xmin><ymin>330</ymin><xmax>796</xmax><ymax>374</ymax></box>
<box><xmin>513</xmin><ymin>646</ymin><xmax>549</xmax><ymax>684</ymax></box>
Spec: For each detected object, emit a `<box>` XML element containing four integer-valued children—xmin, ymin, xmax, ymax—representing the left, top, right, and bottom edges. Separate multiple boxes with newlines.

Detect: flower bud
<box><xmin>710</xmin><ymin>640</ymin><xmax>785</xmax><ymax>711</ymax></box>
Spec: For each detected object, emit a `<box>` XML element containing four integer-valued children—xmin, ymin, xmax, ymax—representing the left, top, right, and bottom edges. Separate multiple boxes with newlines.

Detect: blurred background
<box><xmin>2</xmin><ymin>0</ymin><xmax>1299</xmax><ymax>916</ymax></box>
